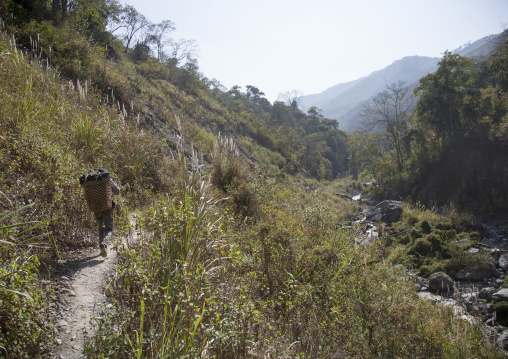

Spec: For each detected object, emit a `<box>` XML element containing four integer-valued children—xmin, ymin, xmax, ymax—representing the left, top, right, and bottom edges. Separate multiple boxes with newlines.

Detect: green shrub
<box><xmin>0</xmin><ymin>255</ymin><xmax>52</xmax><ymax>358</ymax></box>
<box><xmin>444</xmin><ymin>242</ymin><xmax>494</xmax><ymax>273</ymax></box>
<box><xmin>494</xmin><ymin>301</ymin><xmax>508</xmax><ymax>326</ymax></box>
<box><xmin>421</xmin><ymin>220</ymin><xmax>432</xmax><ymax>233</ymax></box>
<box><xmin>408</xmin><ymin>237</ymin><xmax>433</xmax><ymax>257</ymax></box>
<box><xmin>408</xmin><ymin>235</ymin><xmax>443</xmax><ymax>258</ymax></box>
<box><xmin>419</xmin><ymin>261</ymin><xmax>449</xmax><ymax>277</ymax></box>
<box><xmin>406</xmin><ymin>215</ymin><xmax>419</xmax><ymax>226</ymax></box>
<box><xmin>86</xmin><ymin>174</ymin><xmax>231</xmax><ymax>358</ymax></box>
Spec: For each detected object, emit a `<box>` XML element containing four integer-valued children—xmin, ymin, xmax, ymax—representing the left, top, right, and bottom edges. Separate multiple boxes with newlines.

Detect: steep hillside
<box><xmin>297</xmin><ymin>77</ymin><xmax>364</xmax><ymax>113</ymax></box>
<box><xmin>2</xmin><ymin>3</ymin><xmax>508</xmax><ymax>358</ymax></box>
<box><xmin>455</xmin><ymin>32</ymin><xmax>507</xmax><ymax>59</ymax></box>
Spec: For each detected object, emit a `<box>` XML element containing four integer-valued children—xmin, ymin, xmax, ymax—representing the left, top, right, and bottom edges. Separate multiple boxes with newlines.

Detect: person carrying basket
<box><xmin>79</xmin><ymin>169</ymin><xmax>120</xmax><ymax>257</ymax></box>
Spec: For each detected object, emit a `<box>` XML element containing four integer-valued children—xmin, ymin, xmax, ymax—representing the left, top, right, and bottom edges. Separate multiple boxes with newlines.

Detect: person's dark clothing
<box><xmin>94</xmin><ymin>179</ymin><xmax>120</xmax><ymax>246</ymax></box>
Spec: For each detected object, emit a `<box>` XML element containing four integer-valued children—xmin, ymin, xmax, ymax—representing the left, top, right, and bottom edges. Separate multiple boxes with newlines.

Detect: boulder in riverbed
<box><xmin>455</xmin><ymin>264</ymin><xmax>500</xmax><ymax>281</ymax></box>
<box><xmin>493</xmin><ymin>288</ymin><xmax>508</xmax><ymax>302</ymax></box>
<box><xmin>429</xmin><ymin>272</ymin><xmax>454</xmax><ymax>293</ymax></box>
<box><xmin>364</xmin><ymin>200</ymin><xmax>403</xmax><ymax>223</ymax></box>
<box><xmin>499</xmin><ymin>253</ymin><xmax>508</xmax><ymax>271</ymax></box>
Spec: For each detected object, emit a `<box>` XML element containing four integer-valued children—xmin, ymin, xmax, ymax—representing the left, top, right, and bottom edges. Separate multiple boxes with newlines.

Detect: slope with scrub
<box><xmin>0</xmin><ymin>4</ymin><xmax>507</xmax><ymax>358</ymax></box>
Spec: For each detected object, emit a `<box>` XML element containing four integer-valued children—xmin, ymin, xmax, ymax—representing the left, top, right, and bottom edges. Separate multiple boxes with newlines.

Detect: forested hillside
<box><xmin>1</xmin><ymin>1</ymin><xmax>508</xmax><ymax>358</ymax></box>
<box><xmin>352</xmin><ymin>48</ymin><xmax>508</xmax><ymax>213</ymax></box>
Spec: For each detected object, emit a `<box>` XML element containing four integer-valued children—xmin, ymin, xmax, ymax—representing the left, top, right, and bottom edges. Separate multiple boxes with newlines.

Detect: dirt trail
<box><xmin>50</xmin><ymin>214</ymin><xmax>137</xmax><ymax>359</ymax></box>
<box><xmin>50</xmin><ymin>245</ymin><xmax>117</xmax><ymax>359</ymax></box>
<box><xmin>49</xmin><ymin>214</ymin><xmax>137</xmax><ymax>359</ymax></box>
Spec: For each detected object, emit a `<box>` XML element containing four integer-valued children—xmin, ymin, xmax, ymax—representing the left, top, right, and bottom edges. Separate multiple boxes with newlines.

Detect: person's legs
<box><xmin>94</xmin><ymin>211</ymin><xmax>110</xmax><ymax>257</ymax></box>
<box><xmin>94</xmin><ymin>212</ymin><xmax>104</xmax><ymax>242</ymax></box>
<box><xmin>102</xmin><ymin>209</ymin><xmax>114</xmax><ymax>247</ymax></box>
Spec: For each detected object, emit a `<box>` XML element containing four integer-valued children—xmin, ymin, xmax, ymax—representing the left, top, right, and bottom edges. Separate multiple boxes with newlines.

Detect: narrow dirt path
<box><xmin>51</xmin><ymin>246</ymin><xmax>117</xmax><ymax>359</ymax></box>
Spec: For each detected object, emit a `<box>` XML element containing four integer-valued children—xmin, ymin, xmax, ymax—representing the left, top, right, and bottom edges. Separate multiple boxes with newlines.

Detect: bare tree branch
<box><xmin>147</xmin><ymin>19</ymin><xmax>175</xmax><ymax>61</ymax></box>
<box><xmin>168</xmin><ymin>39</ymin><xmax>198</xmax><ymax>66</ymax></box>
<box><xmin>113</xmin><ymin>5</ymin><xmax>150</xmax><ymax>52</ymax></box>
<box><xmin>361</xmin><ymin>81</ymin><xmax>415</xmax><ymax>172</ymax></box>
<box><xmin>278</xmin><ymin>89</ymin><xmax>303</xmax><ymax>109</ymax></box>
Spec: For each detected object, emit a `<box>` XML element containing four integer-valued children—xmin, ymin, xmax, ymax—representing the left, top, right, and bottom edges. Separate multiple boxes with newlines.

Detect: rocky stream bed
<box><xmin>355</xmin><ymin>199</ymin><xmax>508</xmax><ymax>353</ymax></box>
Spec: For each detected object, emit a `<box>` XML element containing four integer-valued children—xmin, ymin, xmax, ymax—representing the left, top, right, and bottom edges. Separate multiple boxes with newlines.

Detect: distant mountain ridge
<box><xmin>300</xmin><ymin>31</ymin><xmax>508</xmax><ymax>131</ymax></box>
<box><xmin>454</xmin><ymin>33</ymin><xmax>502</xmax><ymax>58</ymax></box>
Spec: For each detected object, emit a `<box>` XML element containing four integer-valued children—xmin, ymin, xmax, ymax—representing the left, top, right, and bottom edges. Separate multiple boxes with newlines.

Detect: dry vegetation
<box><xmin>0</xmin><ymin>14</ymin><xmax>507</xmax><ymax>359</ymax></box>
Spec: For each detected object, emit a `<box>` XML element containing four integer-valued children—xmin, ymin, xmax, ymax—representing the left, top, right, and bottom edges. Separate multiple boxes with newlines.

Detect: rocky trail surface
<box><xmin>48</xmin><ymin>217</ymin><xmax>136</xmax><ymax>359</ymax></box>
<box><xmin>49</xmin><ymin>245</ymin><xmax>117</xmax><ymax>359</ymax></box>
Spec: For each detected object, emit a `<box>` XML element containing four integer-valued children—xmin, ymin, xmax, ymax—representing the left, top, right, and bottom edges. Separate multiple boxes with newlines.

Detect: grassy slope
<box><xmin>0</xmin><ymin>24</ymin><xmax>505</xmax><ymax>359</ymax></box>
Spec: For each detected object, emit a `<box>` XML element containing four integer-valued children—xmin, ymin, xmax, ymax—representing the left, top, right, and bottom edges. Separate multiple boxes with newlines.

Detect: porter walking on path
<box><xmin>80</xmin><ymin>169</ymin><xmax>120</xmax><ymax>257</ymax></box>
<box><xmin>94</xmin><ymin>169</ymin><xmax>120</xmax><ymax>257</ymax></box>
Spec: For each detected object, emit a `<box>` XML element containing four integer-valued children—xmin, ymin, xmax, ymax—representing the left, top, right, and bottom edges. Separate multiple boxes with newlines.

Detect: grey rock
<box><xmin>455</xmin><ymin>265</ymin><xmax>498</xmax><ymax>281</ymax></box>
<box><xmin>492</xmin><ymin>267</ymin><xmax>503</xmax><ymax>278</ymax></box>
<box><xmin>498</xmin><ymin>330</ymin><xmax>508</xmax><ymax>351</ymax></box>
<box><xmin>487</xmin><ymin>303</ymin><xmax>494</xmax><ymax>314</ymax></box>
<box><xmin>493</xmin><ymin>288</ymin><xmax>508</xmax><ymax>302</ymax></box>
<box><xmin>57</xmin><ymin>319</ymin><xmax>68</xmax><ymax>327</ymax></box>
<box><xmin>362</xmin><ymin>198</ymin><xmax>378</xmax><ymax>207</ymax></box>
<box><xmin>461</xmin><ymin>292</ymin><xmax>479</xmax><ymax>304</ymax></box>
<box><xmin>465</xmin><ymin>303</ymin><xmax>479</xmax><ymax>315</ymax></box>
<box><xmin>491</xmin><ymin>249</ymin><xmax>502</xmax><ymax>260</ymax></box>
<box><xmin>60</xmin><ymin>288</ymin><xmax>76</xmax><ymax>297</ymax></box>
<box><xmin>429</xmin><ymin>272</ymin><xmax>454</xmax><ymax>293</ymax></box>
<box><xmin>364</xmin><ymin>200</ymin><xmax>403</xmax><ymax>223</ymax></box>
<box><xmin>480</xmin><ymin>287</ymin><xmax>497</xmax><ymax>301</ymax></box>
<box><xmin>499</xmin><ymin>254</ymin><xmax>508</xmax><ymax>271</ymax></box>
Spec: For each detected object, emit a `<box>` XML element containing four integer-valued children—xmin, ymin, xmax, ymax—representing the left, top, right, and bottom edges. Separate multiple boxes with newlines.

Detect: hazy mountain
<box><xmin>300</xmin><ymin>56</ymin><xmax>439</xmax><ymax>131</ymax></box>
<box><xmin>300</xmin><ymin>31</ymin><xmax>508</xmax><ymax>131</ymax></box>
<box><xmin>455</xmin><ymin>33</ymin><xmax>506</xmax><ymax>59</ymax></box>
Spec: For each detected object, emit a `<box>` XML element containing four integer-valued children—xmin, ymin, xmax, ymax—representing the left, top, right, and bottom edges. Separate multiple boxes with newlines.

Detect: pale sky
<box><xmin>123</xmin><ymin>0</ymin><xmax>508</xmax><ymax>102</ymax></box>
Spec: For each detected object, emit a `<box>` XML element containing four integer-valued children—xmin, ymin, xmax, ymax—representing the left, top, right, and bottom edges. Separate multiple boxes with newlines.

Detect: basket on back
<box><xmin>80</xmin><ymin>172</ymin><xmax>112</xmax><ymax>212</ymax></box>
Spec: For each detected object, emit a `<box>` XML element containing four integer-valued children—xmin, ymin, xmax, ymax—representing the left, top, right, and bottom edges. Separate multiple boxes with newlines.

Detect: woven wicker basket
<box><xmin>83</xmin><ymin>179</ymin><xmax>112</xmax><ymax>212</ymax></box>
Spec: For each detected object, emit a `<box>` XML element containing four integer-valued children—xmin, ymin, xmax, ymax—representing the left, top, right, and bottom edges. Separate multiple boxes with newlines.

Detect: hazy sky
<box><xmin>123</xmin><ymin>0</ymin><xmax>507</xmax><ymax>102</ymax></box>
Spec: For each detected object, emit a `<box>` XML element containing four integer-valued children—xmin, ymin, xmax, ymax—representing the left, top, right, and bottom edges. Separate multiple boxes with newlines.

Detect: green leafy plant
<box><xmin>0</xmin><ymin>205</ymin><xmax>53</xmax><ymax>358</ymax></box>
<box><xmin>86</xmin><ymin>168</ymin><xmax>227</xmax><ymax>357</ymax></box>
